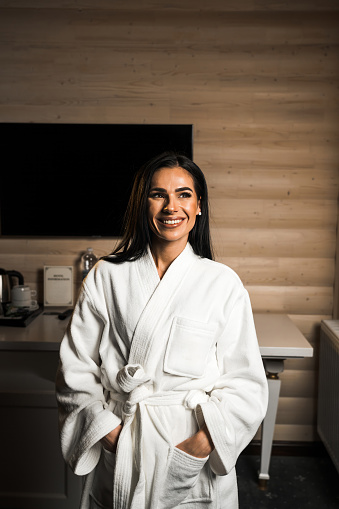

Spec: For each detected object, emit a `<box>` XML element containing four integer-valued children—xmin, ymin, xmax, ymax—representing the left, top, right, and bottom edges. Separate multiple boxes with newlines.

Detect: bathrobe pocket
<box><xmin>164</xmin><ymin>317</ymin><xmax>217</xmax><ymax>378</ymax></box>
<box><xmin>89</xmin><ymin>448</ymin><xmax>115</xmax><ymax>509</ymax></box>
<box><xmin>159</xmin><ymin>447</ymin><xmax>213</xmax><ymax>508</ymax></box>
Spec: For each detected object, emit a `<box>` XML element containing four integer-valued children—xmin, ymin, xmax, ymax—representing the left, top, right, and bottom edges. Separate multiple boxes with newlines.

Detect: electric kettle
<box><xmin>0</xmin><ymin>268</ymin><xmax>24</xmax><ymax>304</ymax></box>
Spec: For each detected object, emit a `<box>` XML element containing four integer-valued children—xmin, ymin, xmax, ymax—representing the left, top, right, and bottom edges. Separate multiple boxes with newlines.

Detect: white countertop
<box><xmin>254</xmin><ymin>313</ymin><xmax>313</xmax><ymax>358</ymax></box>
<box><xmin>0</xmin><ymin>311</ymin><xmax>313</xmax><ymax>359</ymax></box>
<box><xmin>0</xmin><ymin>312</ymin><xmax>70</xmax><ymax>350</ymax></box>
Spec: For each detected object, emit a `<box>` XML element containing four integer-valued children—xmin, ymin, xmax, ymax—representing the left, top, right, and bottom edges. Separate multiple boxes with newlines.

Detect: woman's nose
<box><xmin>163</xmin><ymin>195</ymin><xmax>179</xmax><ymax>213</ymax></box>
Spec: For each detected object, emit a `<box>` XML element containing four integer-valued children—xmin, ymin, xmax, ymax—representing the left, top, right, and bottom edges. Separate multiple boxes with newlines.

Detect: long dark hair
<box><xmin>102</xmin><ymin>151</ymin><xmax>214</xmax><ymax>263</ymax></box>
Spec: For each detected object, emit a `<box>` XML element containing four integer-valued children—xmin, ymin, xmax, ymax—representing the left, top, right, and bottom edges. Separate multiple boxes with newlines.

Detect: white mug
<box><xmin>11</xmin><ymin>285</ymin><xmax>38</xmax><ymax>309</ymax></box>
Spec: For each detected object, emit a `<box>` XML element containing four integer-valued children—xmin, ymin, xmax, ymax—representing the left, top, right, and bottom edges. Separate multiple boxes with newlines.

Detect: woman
<box><xmin>56</xmin><ymin>152</ymin><xmax>268</xmax><ymax>509</ymax></box>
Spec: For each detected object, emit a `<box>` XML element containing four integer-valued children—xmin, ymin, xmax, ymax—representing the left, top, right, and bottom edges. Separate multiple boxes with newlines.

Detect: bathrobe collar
<box><xmin>130</xmin><ymin>242</ymin><xmax>199</xmax><ymax>366</ymax></box>
<box><xmin>135</xmin><ymin>241</ymin><xmax>196</xmax><ymax>300</ymax></box>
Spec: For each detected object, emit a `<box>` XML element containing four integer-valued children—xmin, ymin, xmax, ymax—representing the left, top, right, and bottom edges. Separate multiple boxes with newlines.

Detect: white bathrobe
<box><xmin>56</xmin><ymin>243</ymin><xmax>268</xmax><ymax>509</ymax></box>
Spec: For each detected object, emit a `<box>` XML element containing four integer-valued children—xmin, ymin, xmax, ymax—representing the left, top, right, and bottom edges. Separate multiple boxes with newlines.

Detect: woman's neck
<box><xmin>150</xmin><ymin>238</ymin><xmax>188</xmax><ymax>279</ymax></box>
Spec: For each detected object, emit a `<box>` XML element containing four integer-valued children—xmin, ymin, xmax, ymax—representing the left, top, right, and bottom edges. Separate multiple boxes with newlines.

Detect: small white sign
<box><xmin>44</xmin><ymin>266</ymin><xmax>73</xmax><ymax>306</ymax></box>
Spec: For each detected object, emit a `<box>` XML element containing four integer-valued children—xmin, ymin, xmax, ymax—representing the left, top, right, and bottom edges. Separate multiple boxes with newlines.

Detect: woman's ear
<box><xmin>197</xmin><ymin>197</ymin><xmax>202</xmax><ymax>215</ymax></box>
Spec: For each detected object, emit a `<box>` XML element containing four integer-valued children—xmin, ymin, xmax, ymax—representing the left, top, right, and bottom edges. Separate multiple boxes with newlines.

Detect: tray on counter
<box><xmin>0</xmin><ymin>305</ymin><xmax>43</xmax><ymax>327</ymax></box>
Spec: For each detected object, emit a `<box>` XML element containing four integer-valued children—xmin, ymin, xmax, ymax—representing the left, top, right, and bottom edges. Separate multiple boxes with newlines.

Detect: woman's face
<box><xmin>147</xmin><ymin>166</ymin><xmax>201</xmax><ymax>247</ymax></box>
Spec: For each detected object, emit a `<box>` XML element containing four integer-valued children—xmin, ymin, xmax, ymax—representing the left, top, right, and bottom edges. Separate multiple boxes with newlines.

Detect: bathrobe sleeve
<box><xmin>55</xmin><ymin>281</ymin><xmax>122</xmax><ymax>476</ymax></box>
<box><xmin>196</xmin><ymin>285</ymin><xmax>268</xmax><ymax>476</ymax></box>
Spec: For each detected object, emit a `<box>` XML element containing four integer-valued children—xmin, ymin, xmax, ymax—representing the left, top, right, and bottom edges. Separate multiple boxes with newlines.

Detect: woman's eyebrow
<box><xmin>149</xmin><ymin>186</ymin><xmax>193</xmax><ymax>193</ymax></box>
<box><xmin>150</xmin><ymin>187</ymin><xmax>193</xmax><ymax>193</ymax></box>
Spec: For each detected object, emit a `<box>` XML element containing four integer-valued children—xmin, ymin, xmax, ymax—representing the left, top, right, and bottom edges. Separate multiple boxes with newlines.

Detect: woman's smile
<box><xmin>157</xmin><ymin>217</ymin><xmax>185</xmax><ymax>226</ymax></box>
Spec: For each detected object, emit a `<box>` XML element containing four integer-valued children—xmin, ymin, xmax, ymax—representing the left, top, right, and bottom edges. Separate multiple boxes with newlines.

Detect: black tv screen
<box><xmin>0</xmin><ymin>123</ymin><xmax>193</xmax><ymax>236</ymax></box>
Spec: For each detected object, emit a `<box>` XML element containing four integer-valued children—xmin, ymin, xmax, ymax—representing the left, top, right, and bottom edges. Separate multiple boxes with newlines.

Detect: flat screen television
<box><xmin>0</xmin><ymin>123</ymin><xmax>193</xmax><ymax>237</ymax></box>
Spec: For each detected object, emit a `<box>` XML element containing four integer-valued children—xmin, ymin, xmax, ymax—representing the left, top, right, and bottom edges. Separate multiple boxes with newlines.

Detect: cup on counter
<box><xmin>11</xmin><ymin>285</ymin><xmax>38</xmax><ymax>310</ymax></box>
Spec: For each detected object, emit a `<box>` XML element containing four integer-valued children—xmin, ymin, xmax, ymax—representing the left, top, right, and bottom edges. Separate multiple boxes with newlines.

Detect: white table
<box><xmin>254</xmin><ymin>313</ymin><xmax>314</xmax><ymax>488</ymax></box>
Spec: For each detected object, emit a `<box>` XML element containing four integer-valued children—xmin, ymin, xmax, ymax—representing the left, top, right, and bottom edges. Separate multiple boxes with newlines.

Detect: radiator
<box><xmin>318</xmin><ymin>320</ymin><xmax>339</xmax><ymax>474</ymax></box>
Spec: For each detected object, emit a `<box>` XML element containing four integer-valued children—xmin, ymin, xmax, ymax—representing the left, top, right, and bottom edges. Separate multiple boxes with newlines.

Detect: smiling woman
<box><xmin>56</xmin><ymin>151</ymin><xmax>268</xmax><ymax>509</ymax></box>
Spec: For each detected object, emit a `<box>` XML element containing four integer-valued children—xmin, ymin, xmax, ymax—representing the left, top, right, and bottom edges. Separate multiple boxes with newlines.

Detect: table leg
<box><xmin>258</xmin><ymin>358</ymin><xmax>285</xmax><ymax>489</ymax></box>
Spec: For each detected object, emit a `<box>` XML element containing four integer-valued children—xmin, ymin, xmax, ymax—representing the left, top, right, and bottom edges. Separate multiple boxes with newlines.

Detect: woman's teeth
<box><xmin>162</xmin><ymin>219</ymin><xmax>183</xmax><ymax>224</ymax></box>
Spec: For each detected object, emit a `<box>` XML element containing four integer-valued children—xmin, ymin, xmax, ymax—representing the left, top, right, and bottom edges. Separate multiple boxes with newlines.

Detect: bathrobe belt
<box><xmin>107</xmin><ymin>364</ymin><xmax>210</xmax><ymax>509</ymax></box>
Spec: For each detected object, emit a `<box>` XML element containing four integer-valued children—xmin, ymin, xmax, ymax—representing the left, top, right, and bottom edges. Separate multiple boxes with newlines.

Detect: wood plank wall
<box><xmin>0</xmin><ymin>0</ymin><xmax>339</xmax><ymax>442</ymax></box>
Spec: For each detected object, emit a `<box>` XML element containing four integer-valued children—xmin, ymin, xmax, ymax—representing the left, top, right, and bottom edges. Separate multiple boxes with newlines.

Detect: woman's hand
<box><xmin>176</xmin><ymin>424</ymin><xmax>214</xmax><ymax>459</ymax></box>
<box><xmin>100</xmin><ymin>423</ymin><xmax>123</xmax><ymax>453</ymax></box>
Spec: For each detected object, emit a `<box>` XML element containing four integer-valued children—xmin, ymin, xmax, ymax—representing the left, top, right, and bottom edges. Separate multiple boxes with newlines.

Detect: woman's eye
<box><xmin>179</xmin><ymin>192</ymin><xmax>192</xmax><ymax>198</ymax></box>
<box><xmin>150</xmin><ymin>193</ymin><xmax>165</xmax><ymax>198</ymax></box>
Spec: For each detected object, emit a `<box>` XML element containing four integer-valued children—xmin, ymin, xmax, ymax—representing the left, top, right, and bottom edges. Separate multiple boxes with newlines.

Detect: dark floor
<box><xmin>237</xmin><ymin>445</ymin><xmax>339</xmax><ymax>509</ymax></box>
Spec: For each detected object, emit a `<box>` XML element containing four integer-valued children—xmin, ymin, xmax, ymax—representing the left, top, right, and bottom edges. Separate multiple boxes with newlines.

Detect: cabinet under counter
<box><xmin>0</xmin><ymin>314</ymin><xmax>82</xmax><ymax>509</ymax></box>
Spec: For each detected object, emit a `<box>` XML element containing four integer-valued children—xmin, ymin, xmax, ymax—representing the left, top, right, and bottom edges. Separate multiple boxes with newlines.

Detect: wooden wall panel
<box><xmin>0</xmin><ymin>1</ymin><xmax>338</xmax><ymax>444</ymax></box>
<box><xmin>219</xmin><ymin>257</ymin><xmax>334</xmax><ymax>287</ymax></box>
